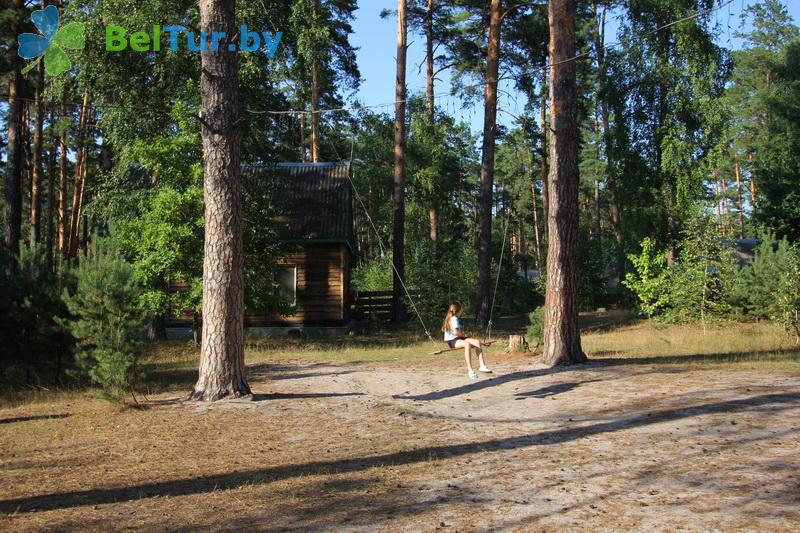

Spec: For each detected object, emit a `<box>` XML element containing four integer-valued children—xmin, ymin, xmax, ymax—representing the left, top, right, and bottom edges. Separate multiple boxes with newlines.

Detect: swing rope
<box><xmin>341</xmin><ymin>135</ymin><xmax>508</xmax><ymax>352</ymax></box>
<box><xmin>486</xmin><ymin>213</ymin><xmax>510</xmax><ymax>342</ymax></box>
<box><xmin>346</xmin><ymin>142</ymin><xmax>438</xmax><ymax>349</ymax></box>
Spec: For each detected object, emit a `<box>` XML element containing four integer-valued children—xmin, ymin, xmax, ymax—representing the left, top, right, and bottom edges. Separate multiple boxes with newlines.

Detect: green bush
<box><xmin>525</xmin><ymin>306</ymin><xmax>545</xmax><ymax>353</ymax></box>
<box><xmin>621</xmin><ymin>215</ymin><xmax>800</xmax><ymax>334</ymax></box>
<box><xmin>61</xmin><ymin>237</ymin><xmax>148</xmax><ymax>402</ymax></box>
<box><xmin>406</xmin><ymin>245</ymin><xmax>477</xmax><ymax>334</ymax></box>
<box><xmin>661</xmin><ymin>215</ymin><xmax>738</xmax><ymax>324</ymax></box>
<box><xmin>0</xmin><ymin>244</ymin><xmax>73</xmax><ymax>386</ymax></box>
<box><xmin>775</xmin><ymin>260</ymin><xmax>800</xmax><ymax>340</ymax></box>
<box><xmin>734</xmin><ymin>234</ymin><xmax>800</xmax><ymax>338</ymax></box>
<box><xmin>353</xmin><ymin>244</ymin><xmax>480</xmax><ymax>334</ymax></box>
<box><xmin>622</xmin><ymin>237</ymin><xmax>669</xmax><ymax>318</ymax></box>
<box><xmin>578</xmin><ymin>229</ymin><xmax>609</xmax><ymax>311</ymax></box>
<box><xmin>352</xmin><ymin>252</ymin><xmax>394</xmax><ymax>292</ymax></box>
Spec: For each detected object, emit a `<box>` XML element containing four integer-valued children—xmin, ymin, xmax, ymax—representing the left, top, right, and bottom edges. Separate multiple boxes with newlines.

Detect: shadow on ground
<box><xmin>2</xmin><ymin>390</ymin><xmax>797</xmax><ymax>515</ymax></box>
<box><xmin>251</xmin><ymin>392</ymin><xmax>365</xmax><ymax>401</ymax></box>
<box><xmin>0</xmin><ymin>413</ymin><xmax>70</xmax><ymax>425</ymax></box>
<box><xmin>515</xmin><ymin>380</ymin><xmax>602</xmax><ymax>398</ymax></box>
<box><xmin>140</xmin><ymin>361</ymin><xmax>357</xmax><ymax>395</ymax></box>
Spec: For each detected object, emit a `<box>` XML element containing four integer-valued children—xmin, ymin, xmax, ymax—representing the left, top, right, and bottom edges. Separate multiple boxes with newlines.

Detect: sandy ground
<box><xmin>2</xmin><ymin>353</ymin><xmax>799</xmax><ymax>532</ymax></box>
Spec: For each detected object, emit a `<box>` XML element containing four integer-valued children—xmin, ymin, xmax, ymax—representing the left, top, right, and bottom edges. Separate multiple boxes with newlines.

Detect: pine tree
<box><xmin>62</xmin><ymin>237</ymin><xmax>147</xmax><ymax>402</ymax></box>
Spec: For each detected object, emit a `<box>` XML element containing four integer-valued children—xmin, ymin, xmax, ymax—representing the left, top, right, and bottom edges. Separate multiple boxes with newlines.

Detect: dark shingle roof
<box><xmin>243</xmin><ymin>162</ymin><xmax>354</xmax><ymax>250</ymax></box>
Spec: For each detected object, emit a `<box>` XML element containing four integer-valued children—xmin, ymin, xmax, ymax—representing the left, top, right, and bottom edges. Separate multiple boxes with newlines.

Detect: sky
<box><xmin>347</xmin><ymin>0</ymin><xmax>800</xmax><ymax>135</ymax></box>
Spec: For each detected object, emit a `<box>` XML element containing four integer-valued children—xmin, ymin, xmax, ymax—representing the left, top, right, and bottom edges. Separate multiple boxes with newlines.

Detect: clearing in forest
<box><xmin>2</xmin><ymin>321</ymin><xmax>799</xmax><ymax>532</ymax></box>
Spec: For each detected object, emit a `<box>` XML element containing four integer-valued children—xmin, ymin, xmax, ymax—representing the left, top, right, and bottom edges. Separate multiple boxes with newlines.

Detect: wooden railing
<box><xmin>354</xmin><ymin>290</ymin><xmax>420</xmax><ymax>321</ymax></box>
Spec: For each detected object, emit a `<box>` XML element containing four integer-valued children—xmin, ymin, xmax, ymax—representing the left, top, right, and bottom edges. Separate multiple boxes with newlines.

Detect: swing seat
<box><xmin>429</xmin><ymin>340</ymin><xmax>495</xmax><ymax>355</ymax></box>
<box><xmin>430</xmin><ymin>346</ymin><xmax>459</xmax><ymax>355</ymax></box>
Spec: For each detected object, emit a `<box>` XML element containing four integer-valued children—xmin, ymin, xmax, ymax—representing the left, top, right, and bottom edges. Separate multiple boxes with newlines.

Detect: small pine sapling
<box><xmin>61</xmin><ymin>237</ymin><xmax>147</xmax><ymax>402</ymax></box>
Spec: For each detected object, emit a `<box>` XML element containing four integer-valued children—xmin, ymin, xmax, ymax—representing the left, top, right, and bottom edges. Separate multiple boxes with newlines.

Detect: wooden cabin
<box><xmin>246</xmin><ymin>162</ymin><xmax>355</xmax><ymax>327</ymax></box>
<box><xmin>167</xmin><ymin>162</ymin><xmax>354</xmax><ymax>329</ymax></box>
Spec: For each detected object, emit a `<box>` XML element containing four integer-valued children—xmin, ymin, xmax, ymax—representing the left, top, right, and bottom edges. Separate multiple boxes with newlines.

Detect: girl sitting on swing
<box><xmin>442</xmin><ymin>302</ymin><xmax>492</xmax><ymax>379</ymax></box>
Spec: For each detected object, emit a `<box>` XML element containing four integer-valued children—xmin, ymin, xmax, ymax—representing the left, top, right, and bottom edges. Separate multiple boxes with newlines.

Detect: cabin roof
<box><xmin>243</xmin><ymin>162</ymin><xmax>354</xmax><ymax>252</ymax></box>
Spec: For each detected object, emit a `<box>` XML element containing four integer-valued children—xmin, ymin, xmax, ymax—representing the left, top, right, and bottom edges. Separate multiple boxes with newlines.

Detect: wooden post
<box><xmin>507</xmin><ymin>335</ymin><xmax>527</xmax><ymax>353</ymax></box>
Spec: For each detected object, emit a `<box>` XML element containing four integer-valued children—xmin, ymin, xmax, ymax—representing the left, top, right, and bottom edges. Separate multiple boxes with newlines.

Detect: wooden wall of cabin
<box><xmin>246</xmin><ymin>242</ymin><xmax>350</xmax><ymax>326</ymax></box>
<box><xmin>167</xmin><ymin>243</ymin><xmax>352</xmax><ymax>327</ymax></box>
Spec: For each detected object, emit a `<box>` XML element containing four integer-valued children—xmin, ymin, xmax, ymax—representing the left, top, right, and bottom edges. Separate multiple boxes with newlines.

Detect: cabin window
<box><xmin>275</xmin><ymin>265</ymin><xmax>297</xmax><ymax>306</ymax></box>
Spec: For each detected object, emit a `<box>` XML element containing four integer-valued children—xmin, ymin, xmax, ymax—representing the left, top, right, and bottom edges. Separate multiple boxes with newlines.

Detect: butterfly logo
<box><xmin>18</xmin><ymin>5</ymin><xmax>85</xmax><ymax>77</ymax></box>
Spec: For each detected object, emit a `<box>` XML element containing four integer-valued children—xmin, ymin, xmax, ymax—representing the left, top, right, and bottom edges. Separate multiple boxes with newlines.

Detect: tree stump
<box><xmin>507</xmin><ymin>335</ymin><xmax>527</xmax><ymax>353</ymax></box>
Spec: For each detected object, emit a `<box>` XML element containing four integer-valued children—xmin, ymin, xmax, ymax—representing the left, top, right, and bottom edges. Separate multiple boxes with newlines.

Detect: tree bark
<box><xmin>426</xmin><ymin>0</ymin><xmax>435</xmax><ymax>123</ymax></box>
<box><xmin>392</xmin><ymin>0</ymin><xmax>408</xmax><ymax>322</ymax></box>
<box><xmin>30</xmin><ymin>60</ymin><xmax>46</xmax><ymax>245</ymax></box>
<box><xmin>507</xmin><ymin>334</ymin><xmax>527</xmax><ymax>352</ymax></box>
<box><xmin>58</xmin><ymin>95</ymin><xmax>69</xmax><ymax>255</ymax></box>
<box><xmin>592</xmin><ymin>1</ymin><xmax>623</xmax><ymax>279</ymax></box>
<box><xmin>530</xmin><ymin>177</ymin><xmax>542</xmax><ymax>272</ymax></box>
<box><xmin>299</xmin><ymin>100</ymin><xmax>307</xmax><ymax>162</ymax></box>
<box><xmin>4</xmin><ymin>0</ymin><xmax>25</xmax><ymax>268</ymax></box>
<box><xmin>147</xmin><ymin>314</ymin><xmax>168</xmax><ymax>342</ymax></box>
<box><xmin>543</xmin><ymin>0</ymin><xmax>585</xmax><ymax>367</ymax></box>
<box><xmin>475</xmin><ymin>0</ymin><xmax>502</xmax><ymax>327</ymax></box>
<box><xmin>67</xmin><ymin>89</ymin><xmax>90</xmax><ymax>257</ymax></box>
<box><xmin>721</xmin><ymin>174</ymin><xmax>728</xmax><ymax>211</ymax></box>
<box><xmin>664</xmin><ymin>172</ymin><xmax>676</xmax><ymax>266</ymax></box>
<box><xmin>748</xmin><ymin>152</ymin><xmax>757</xmax><ymax>205</ymax></box>
<box><xmin>539</xmin><ymin>63</ymin><xmax>549</xmax><ymax>243</ymax></box>
<box><xmin>713</xmin><ymin>169</ymin><xmax>721</xmax><ymax>225</ymax></box>
<box><xmin>46</xmin><ymin>108</ymin><xmax>57</xmax><ymax>270</ymax></box>
<box><xmin>22</xmin><ymin>106</ymin><xmax>31</xmax><ymax>220</ymax></box>
<box><xmin>192</xmin><ymin>0</ymin><xmax>250</xmax><ymax>401</ymax></box>
<box><xmin>594</xmin><ymin>178</ymin><xmax>601</xmax><ymax>241</ymax></box>
<box><xmin>426</xmin><ymin>0</ymin><xmax>438</xmax><ymax>253</ymax></box>
<box><xmin>429</xmin><ymin>207</ymin><xmax>438</xmax><ymax>251</ymax></box>
<box><xmin>310</xmin><ymin>0</ymin><xmax>321</xmax><ymax>163</ymax></box>
<box><xmin>517</xmin><ymin>203</ymin><xmax>527</xmax><ymax>275</ymax></box>
<box><xmin>720</xmin><ymin>171</ymin><xmax>729</xmax><ymax>235</ymax></box>
<box><xmin>734</xmin><ymin>156</ymin><xmax>745</xmax><ymax>239</ymax></box>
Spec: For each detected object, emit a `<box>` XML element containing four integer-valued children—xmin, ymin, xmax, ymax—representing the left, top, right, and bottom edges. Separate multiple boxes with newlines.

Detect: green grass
<box><xmin>582</xmin><ymin>320</ymin><xmax>800</xmax><ymax>370</ymax></box>
<box><xmin>4</xmin><ymin>317</ymin><xmax>798</xmax><ymax>407</ymax></box>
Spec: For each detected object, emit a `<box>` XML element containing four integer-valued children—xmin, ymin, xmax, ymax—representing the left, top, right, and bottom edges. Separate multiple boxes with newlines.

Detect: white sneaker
<box><xmin>468</xmin><ymin>370</ymin><xmax>478</xmax><ymax>379</ymax></box>
<box><xmin>478</xmin><ymin>366</ymin><xmax>492</xmax><ymax>373</ymax></box>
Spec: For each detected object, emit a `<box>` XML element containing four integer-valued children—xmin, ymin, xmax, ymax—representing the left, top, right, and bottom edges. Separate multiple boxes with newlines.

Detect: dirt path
<box><xmin>2</xmin><ymin>355</ymin><xmax>799</xmax><ymax>532</ymax></box>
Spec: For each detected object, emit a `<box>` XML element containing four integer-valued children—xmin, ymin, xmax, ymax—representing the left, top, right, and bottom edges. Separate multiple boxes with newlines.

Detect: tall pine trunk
<box><xmin>748</xmin><ymin>152</ymin><xmax>757</xmax><ymax>205</ymax></box>
<box><xmin>30</xmin><ymin>61</ymin><xmax>46</xmax><ymax>244</ymax></box>
<box><xmin>475</xmin><ymin>0</ymin><xmax>502</xmax><ymax>326</ymax></box>
<box><xmin>67</xmin><ymin>89</ymin><xmax>90</xmax><ymax>257</ymax></box>
<box><xmin>426</xmin><ymin>0</ymin><xmax>438</xmax><ymax>253</ymax></box>
<box><xmin>592</xmin><ymin>0</ymin><xmax>623</xmax><ymax>279</ymax></box>
<box><xmin>735</xmin><ymin>156</ymin><xmax>745</xmax><ymax>239</ymax></box>
<box><xmin>310</xmin><ymin>0</ymin><xmax>321</xmax><ymax>163</ymax></box>
<box><xmin>192</xmin><ymin>0</ymin><xmax>250</xmax><ymax>401</ymax></box>
<box><xmin>46</xmin><ymin>109</ymin><xmax>57</xmax><ymax>270</ymax></box>
<box><xmin>299</xmin><ymin>97</ymin><xmax>307</xmax><ymax>162</ymax></box>
<box><xmin>426</xmin><ymin>0</ymin><xmax>435</xmax><ymax>122</ymax></box>
<box><xmin>392</xmin><ymin>0</ymin><xmax>408</xmax><ymax>322</ymax></box>
<box><xmin>4</xmin><ymin>0</ymin><xmax>25</xmax><ymax>268</ymax></box>
<box><xmin>713</xmin><ymin>169</ymin><xmax>721</xmax><ymax>225</ymax></box>
<box><xmin>539</xmin><ymin>63</ymin><xmax>549</xmax><ymax>243</ymax></box>
<box><xmin>58</xmin><ymin>95</ymin><xmax>69</xmax><ymax>255</ymax></box>
<box><xmin>543</xmin><ymin>0</ymin><xmax>585</xmax><ymax>367</ymax></box>
<box><xmin>530</xmin><ymin>174</ymin><xmax>542</xmax><ymax>272</ymax></box>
